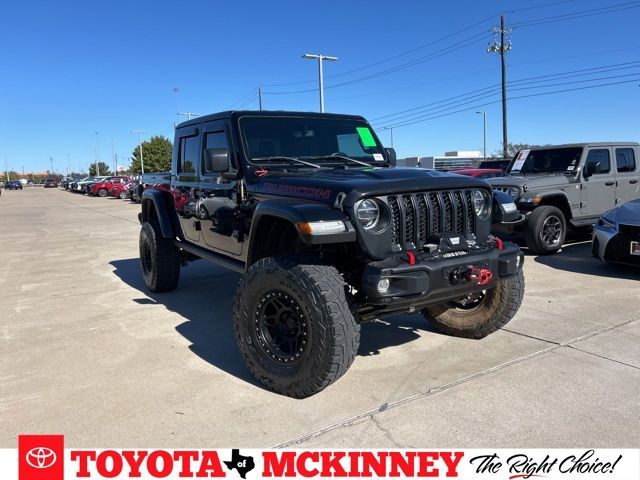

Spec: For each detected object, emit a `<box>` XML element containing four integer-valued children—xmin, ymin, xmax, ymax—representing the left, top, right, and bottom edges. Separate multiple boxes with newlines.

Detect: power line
<box><xmin>263</xmin><ymin>32</ymin><xmax>491</xmax><ymax>95</ymax></box>
<box><xmin>228</xmin><ymin>87</ymin><xmax>258</xmax><ymax>109</ymax></box>
<box><xmin>382</xmin><ymin>77</ymin><xmax>640</xmax><ymax>129</ymax></box>
<box><xmin>370</xmin><ymin>60</ymin><xmax>640</xmax><ymax>124</ymax></box>
<box><xmin>511</xmin><ymin>0</ymin><xmax>640</xmax><ymax>27</ymax></box>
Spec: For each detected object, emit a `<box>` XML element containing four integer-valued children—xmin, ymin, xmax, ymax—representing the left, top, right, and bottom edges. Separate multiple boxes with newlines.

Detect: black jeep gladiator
<box><xmin>138</xmin><ymin>110</ymin><xmax>524</xmax><ymax>398</ymax></box>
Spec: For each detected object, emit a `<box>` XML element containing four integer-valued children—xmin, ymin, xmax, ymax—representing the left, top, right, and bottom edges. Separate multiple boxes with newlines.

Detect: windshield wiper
<box><xmin>309</xmin><ymin>153</ymin><xmax>372</xmax><ymax>167</ymax></box>
<box><xmin>252</xmin><ymin>156</ymin><xmax>322</xmax><ymax>169</ymax></box>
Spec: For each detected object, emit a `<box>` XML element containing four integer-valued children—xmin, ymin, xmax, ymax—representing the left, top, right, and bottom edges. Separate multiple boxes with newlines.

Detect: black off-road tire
<box><xmin>233</xmin><ymin>255</ymin><xmax>360</xmax><ymax>398</ymax></box>
<box><xmin>139</xmin><ymin>219</ymin><xmax>180</xmax><ymax>292</ymax></box>
<box><xmin>524</xmin><ymin>205</ymin><xmax>567</xmax><ymax>254</ymax></box>
<box><xmin>422</xmin><ymin>269</ymin><xmax>525</xmax><ymax>339</ymax></box>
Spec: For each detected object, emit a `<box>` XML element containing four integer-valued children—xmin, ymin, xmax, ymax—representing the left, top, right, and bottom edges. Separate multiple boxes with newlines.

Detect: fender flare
<box><xmin>141</xmin><ymin>188</ymin><xmax>180</xmax><ymax>239</ymax></box>
<box><xmin>246</xmin><ymin>198</ymin><xmax>356</xmax><ymax>261</ymax></box>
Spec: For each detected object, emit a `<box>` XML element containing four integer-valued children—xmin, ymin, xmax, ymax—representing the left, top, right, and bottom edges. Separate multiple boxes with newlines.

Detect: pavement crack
<box><xmin>370</xmin><ymin>414</ymin><xmax>403</xmax><ymax>448</ymax></box>
<box><xmin>564</xmin><ymin>344</ymin><xmax>640</xmax><ymax>371</ymax></box>
<box><xmin>271</xmin><ymin>316</ymin><xmax>640</xmax><ymax>448</ymax></box>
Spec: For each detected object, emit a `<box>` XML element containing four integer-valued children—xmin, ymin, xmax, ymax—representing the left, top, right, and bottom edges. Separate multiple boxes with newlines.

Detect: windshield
<box><xmin>239</xmin><ymin>116</ymin><xmax>385</xmax><ymax>165</ymax></box>
<box><xmin>509</xmin><ymin>147</ymin><xmax>583</xmax><ymax>174</ymax></box>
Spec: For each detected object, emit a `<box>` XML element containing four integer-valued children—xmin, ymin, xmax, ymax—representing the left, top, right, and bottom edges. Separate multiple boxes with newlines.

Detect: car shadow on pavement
<box><xmin>532</xmin><ymin>241</ymin><xmax>639</xmax><ymax>280</ymax></box>
<box><xmin>110</xmin><ymin>258</ymin><xmax>432</xmax><ymax>389</ymax></box>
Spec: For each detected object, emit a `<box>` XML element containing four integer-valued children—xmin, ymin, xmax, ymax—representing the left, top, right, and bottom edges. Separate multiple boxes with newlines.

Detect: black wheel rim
<box><xmin>141</xmin><ymin>238</ymin><xmax>153</xmax><ymax>275</ymax></box>
<box><xmin>541</xmin><ymin>215</ymin><xmax>562</xmax><ymax>248</ymax></box>
<box><xmin>254</xmin><ymin>290</ymin><xmax>309</xmax><ymax>364</ymax></box>
<box><xmin>448</xmin><ymin>290</ymin><xmax>487</xmax><ymax>311</ymax></box>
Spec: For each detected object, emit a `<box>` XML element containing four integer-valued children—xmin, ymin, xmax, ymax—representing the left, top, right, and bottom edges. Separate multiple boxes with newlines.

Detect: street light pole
<box><xmin>476</xmin><ymin>111</ymin><xmax>487</xmax><ymax>161</ymax></box>
<box><xmin>302</xmin><ymin>53</ymin><xmax>338</xmax><ymax>113</ymax></box>
<box><xmin>106</xmin><ymin>139</ymin><xmax>117</xmax><ymax>174</ymax></box>
<box><xmin>131</xmin><ymin>130</ymin><xmax>148</xmax><ymax>175</ymax></box>
<box><xmin>95</xmin><ymin>132</ymin><xmax>101</xmax><ymax>175</ymax></box>
<box><xmin>49</xmin><ymin>157</ymin><xmax>54</xmax><ymax>175</ymax></box>
<box><xmin>172</xmin><ymin>87</ymin><xmax>180</xmax><ymax>125</ymax></box>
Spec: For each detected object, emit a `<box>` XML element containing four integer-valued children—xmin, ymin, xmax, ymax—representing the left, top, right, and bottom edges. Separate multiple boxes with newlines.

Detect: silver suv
<box><xmin>488</xmin><ymin>143</ymin><xmax>640</xmax><ymax>254</ymax></box>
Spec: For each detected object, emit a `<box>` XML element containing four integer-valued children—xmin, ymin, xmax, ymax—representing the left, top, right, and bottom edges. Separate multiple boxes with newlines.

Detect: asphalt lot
<box><xmin>1</xmin><ymin>188</ymin><xmax>639</xmax><ymax>448</ymax></box>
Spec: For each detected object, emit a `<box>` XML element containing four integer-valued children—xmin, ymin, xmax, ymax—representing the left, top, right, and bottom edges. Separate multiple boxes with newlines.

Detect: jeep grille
<box><xmin>386</xmin><ymin>190</ymin><xmax>476</xmax><ymax>251</ymax></box>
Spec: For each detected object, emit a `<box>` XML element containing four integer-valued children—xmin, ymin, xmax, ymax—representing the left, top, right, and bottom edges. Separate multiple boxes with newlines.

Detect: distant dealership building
<box><xmin>397</xmin><ymin>150</ymin><xmax>483</xmax><ymax>170</ymax></box>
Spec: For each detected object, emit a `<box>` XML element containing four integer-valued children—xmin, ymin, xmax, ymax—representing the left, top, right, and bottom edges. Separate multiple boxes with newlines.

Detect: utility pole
<box><xmin>106</xmin><ymin>139</ymin><xmax>117</xmax><ymax>175</ymax></box>
<box><xmin>302</xmin><ymin>53</ymin><xmax>338</xmax><ymax>113</ymax></box>
<box><xmin>95</xmin><ymin>132</ymin><xmax>101</xmax><ymax>175</ymax></box>
<box><xmin>258</xmin><ymin>87</ymin><xmax>263</xmax><ymax>110</ymax></box>
<box><xmin>67</xmin><ymin>153</ymin><xmax>71</xmax><ymax>176</ymax></box>
<box><xmin>476</xmin><ymin>111</ymin><xmax>487</xmax><ymax>161</ymax></box>
<box><xmin>488</xmin><ymin>15</ymin><xmax>511</xmax><ymax>160</ymax></box>
<box><xmin>4</xmin><ymin>159</ymin><xmax>9</xmax><ymax>181</ymax></box>
<box><xmin>131</xmin><ymin>130</ymin><xmax>148</xmax><ymax>175</ymax></box>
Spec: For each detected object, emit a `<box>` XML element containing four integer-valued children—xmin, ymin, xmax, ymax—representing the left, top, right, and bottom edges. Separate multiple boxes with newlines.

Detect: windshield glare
<box><xmin>240</xmin><ymin>117</ymin><xmax>384</xmax><ymax>164</ymax></box>
<box><xmin>510</xmin><ymin>147</ymin><xmax>583</xmax><ymax>174</ymax></box>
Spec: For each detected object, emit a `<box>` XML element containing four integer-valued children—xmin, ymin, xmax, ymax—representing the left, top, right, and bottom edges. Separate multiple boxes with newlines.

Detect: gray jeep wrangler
<box><xmin>488</xmin><ymin>143</ymin><xmax>640</xmax><ymax>254</ymax></box>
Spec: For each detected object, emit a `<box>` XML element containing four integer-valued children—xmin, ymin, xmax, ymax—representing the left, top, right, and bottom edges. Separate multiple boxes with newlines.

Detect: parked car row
<box><xmin>60</xmin><ymin>174</ymin><xmax>168</xmax><ymax>205</ymax></box>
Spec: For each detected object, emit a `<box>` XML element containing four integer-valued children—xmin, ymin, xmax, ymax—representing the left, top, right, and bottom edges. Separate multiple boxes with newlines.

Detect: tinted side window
<box><xmin>585</xmin><ymin>149</ymin><xmax>610</xmax><ymax>174</ymax></box>
<box><xmin>179</xmin><ymin>136</ymin><xmax>199</xmax><ymax>173</ymax></box>
<box><xmin>616</xmin><ymin>148</ymin><xmax>636</xmax><ymax>173</ymax></box>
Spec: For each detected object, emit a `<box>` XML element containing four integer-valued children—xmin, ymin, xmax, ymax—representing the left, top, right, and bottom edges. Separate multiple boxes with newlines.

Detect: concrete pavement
<box><xmin>1</xmin><ymin>188</ymin><xmax>638</xmax><ymax>447</ymax></box>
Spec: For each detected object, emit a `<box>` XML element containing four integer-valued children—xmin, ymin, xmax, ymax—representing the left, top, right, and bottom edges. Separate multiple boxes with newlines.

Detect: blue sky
<box><xmin>1</xmin><ymin>0</ymin><xmax>639</xmax><ymax>174</ymax></box>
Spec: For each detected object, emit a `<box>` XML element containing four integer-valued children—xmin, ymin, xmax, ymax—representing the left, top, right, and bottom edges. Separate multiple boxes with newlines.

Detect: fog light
<box><xmin>377</xmin><ymin>278</ymin><xmax>390</xmax><ymax>294</ymax></box>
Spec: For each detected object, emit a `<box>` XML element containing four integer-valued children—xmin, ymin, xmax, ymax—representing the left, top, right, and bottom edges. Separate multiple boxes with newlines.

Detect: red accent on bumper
<box><xmin>406</xmin><ymin>251</ymin><xmax>416</xmax><ymax>265</ymax></box>
<box><xmin>467</xmin><ymin>267</ymin><xmax>493</xmax><ymax>285</ymax></box>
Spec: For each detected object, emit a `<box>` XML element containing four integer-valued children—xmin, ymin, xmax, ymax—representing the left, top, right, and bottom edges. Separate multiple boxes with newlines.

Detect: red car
<box><xmin>89</xmin><ymin>176</ymin><xmax>129</xmax><ymax>197</ymax></box>
<box><xmin>450</xmin><ymin>168</ymin><xmax>503</xmax><ymax>180</ymax></box>
<box><xmin>109</xmin><ymin>181</ymin><xmax>133</xmax><ymax>199</ymax></box>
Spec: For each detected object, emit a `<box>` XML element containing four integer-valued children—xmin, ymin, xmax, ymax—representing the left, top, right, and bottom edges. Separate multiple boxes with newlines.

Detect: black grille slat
<box><xmin>386</xmin><ymin>189</ymin><xmax>478</xmax><ymax>252</ymax></box>
<box><xmin>416</xmin><ymin>194</ymin><xmax>428</xmax><ymax>243</ymax></box>
<box><xmin>388</xmin><ymin>196</ymin><xmax>401</xmax><ymax>247</ymax></box>
<box><xmin>442</xmin><ymin>192</ymin><xmax>454</xmax><ymax>232</ymax></box>
<box><xmin>402</xmin><ymin>195</ymin><xmax>416</xmax><ymax>248</ymax></box>
<box><xmin>465</xmin><ymin>190</ymin><xmax>475</xmax><ymax>235</ymax></box>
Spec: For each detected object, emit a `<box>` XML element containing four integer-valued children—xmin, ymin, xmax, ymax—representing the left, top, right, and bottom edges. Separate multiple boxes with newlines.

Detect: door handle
<box><xmin>605</xmin><ymin>181</ymin><xmax>615</xmax><ymax>186</ymax></box>
<box><xmin>630</xmin><ymin>179</ymin><xmax>639</xmax><ymax>184</ymax></box>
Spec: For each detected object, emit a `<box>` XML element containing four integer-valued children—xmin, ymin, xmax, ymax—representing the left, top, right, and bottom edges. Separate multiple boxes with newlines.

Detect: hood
<box><xmin>251</xmin><ymin>167</ymin><xmax>489</xmax><ymax>204</ymax></box>
<box><xmin>487</xmin><ymin>174</ymin><xmax>572</xmax><ymax>189</ymax></box>
<box><xmin>616</xmin><ymin>198</ymin><xmax>640</xmax><ymax>225</ymax></box>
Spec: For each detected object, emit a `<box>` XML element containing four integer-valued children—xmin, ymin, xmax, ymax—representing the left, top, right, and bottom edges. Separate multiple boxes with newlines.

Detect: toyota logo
<box><xmin>26</xmin><ymin>447</ymin><xmax>57</xmax><ymax>469</ymax></box>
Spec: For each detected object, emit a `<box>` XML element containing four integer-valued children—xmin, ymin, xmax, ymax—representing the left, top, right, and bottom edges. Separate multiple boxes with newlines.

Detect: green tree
<box><xmin>130</xmin><ymin>135</ymin><xmax>173</xmax><ymax>173</ymax></box>
<box><xmin>88</xmin><ymin>162</ymin><xmax>112</xmax><ymax>176</ymax></box>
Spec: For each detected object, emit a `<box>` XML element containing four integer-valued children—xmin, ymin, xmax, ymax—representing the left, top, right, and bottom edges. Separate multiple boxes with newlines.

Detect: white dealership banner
<box><xmin>1</xmin><ymin>438</ymin><xmax>638</xmax><ymax>480</ymax></box>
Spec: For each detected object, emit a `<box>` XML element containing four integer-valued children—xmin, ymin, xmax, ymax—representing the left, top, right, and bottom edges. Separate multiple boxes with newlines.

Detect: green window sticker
<box><xmin>356</xmin><ymin>127</ymin><xmax>377</xmax><ymax>148</ymax></box>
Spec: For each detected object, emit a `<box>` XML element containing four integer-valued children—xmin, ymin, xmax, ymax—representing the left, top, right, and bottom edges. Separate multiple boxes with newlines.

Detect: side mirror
<box><xmin>583</xmin><ymin>161</ymin><xmax>599</xmax><ymax>178</ymax></box>
<box><xmin>385</xmin><ymin>147</ymin><xmax>397</xmax><ymax>166</ymax></box>
<box><xmin>204</xmin><ymin>148</ymin><xmax>230</xmax><ymax>173</ymax></box>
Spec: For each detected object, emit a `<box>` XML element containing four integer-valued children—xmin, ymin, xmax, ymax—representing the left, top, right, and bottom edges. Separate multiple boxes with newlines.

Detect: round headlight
<box><xmin>508</xmin><ymin>186</ymin><xmax>520</xmax><ymax>200</ymax></box>
<box><xmin>472</xmin><ymin>190</ymin><xmax>491</xmax><ymax>218</ymax></box>
<box><xmin>356</xmin><ymin>199</ymin><xmax>380</xmax><ymax>229</ymax></box>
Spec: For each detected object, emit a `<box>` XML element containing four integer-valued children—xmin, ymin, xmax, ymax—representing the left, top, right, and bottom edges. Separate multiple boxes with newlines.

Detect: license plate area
<box><xmin>631</xmin><ymin>241</ymin><xmax>640</xmax><ymax>256</ymax></box>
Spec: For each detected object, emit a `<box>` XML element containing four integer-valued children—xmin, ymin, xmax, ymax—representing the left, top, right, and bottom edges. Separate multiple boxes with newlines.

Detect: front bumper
<box><xmin>593</xmin><ymin>223</ymin><xmax>640</xmax><ymax>266</ymax></box>
<box><xmin>360</xmin><ymin>242</ymin><xmax>523</xmax><ymax>317</ymax></box>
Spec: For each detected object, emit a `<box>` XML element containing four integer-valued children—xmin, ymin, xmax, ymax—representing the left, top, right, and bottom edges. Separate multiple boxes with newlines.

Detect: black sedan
<box><xmin>592</xmin><ymin>198</ymin><xmax>640</xmax><ymax>266</ymax></box>
<box><xmin>4</xmin><ymin>180</ymin><xmax>23</xmax><ymax>190</ymax></box>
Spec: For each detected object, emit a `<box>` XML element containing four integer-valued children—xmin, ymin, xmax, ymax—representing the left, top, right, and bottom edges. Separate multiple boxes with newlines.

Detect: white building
<box><xmin>398</xmin><ymin>150</ymin><xmax>482</xmax><ymax>170</ymax></box>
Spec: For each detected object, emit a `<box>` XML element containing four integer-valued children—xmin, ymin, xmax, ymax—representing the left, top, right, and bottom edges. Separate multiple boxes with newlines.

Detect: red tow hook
<box><xmin>495</xmin><ymin>236</ymin><xmax>504</xmax><ymax>250</ymax></box>
<box><xmin>406</xmin><ymin>251</ymin><xmax>416</xmax><ymax>265</ymax></box>
<box><xmin>467</xmin><ymin>267</ymin><xmax>493</xmax><ymax>285</ymax></box>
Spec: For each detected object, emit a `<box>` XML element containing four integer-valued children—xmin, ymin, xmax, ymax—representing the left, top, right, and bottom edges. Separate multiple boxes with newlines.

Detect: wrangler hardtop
<box><xmin>488</xmin><ymin>142</ymin><xmax>640</xmax><ymax>254</ymax></box>
<box><xmin>138</xmin><ymin>110</ymin><xmax>525</xmax><ymax>397</ymax></box>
